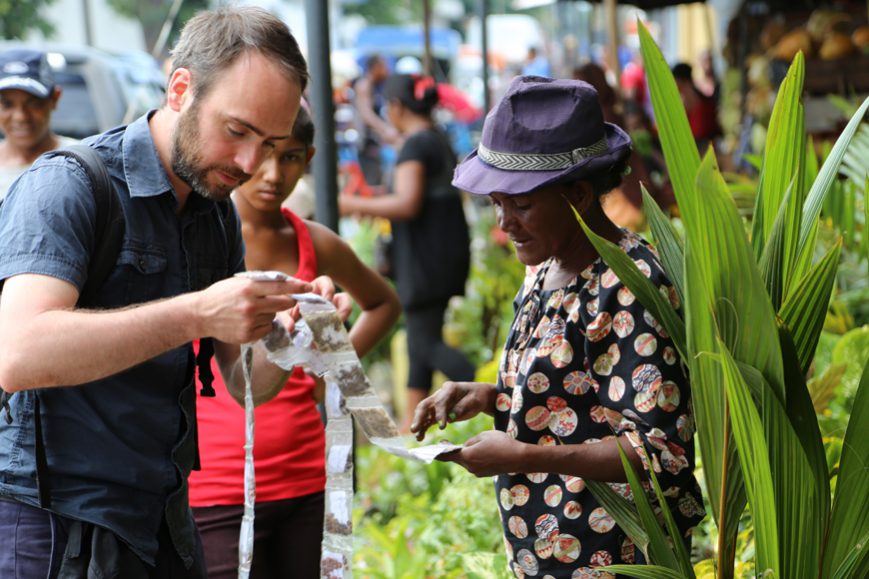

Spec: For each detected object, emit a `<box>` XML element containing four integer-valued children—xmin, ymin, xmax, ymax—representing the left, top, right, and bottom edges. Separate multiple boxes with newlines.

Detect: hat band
<box><xmin>478</xmin><ymin>137</ymin><xmax>609</xmax><ymax>172</ymax></box>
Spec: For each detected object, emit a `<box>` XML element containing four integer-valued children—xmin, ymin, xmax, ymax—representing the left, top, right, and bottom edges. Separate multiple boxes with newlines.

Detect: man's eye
<box><xmin>282</xmin><ymin>154</ymin><xmax>301</xmax><ymax>162</ymax></box>
<box><xmin>227</xmin><ymin>127</ymin><xmax>244</xmax><ymax>137</ymax></box>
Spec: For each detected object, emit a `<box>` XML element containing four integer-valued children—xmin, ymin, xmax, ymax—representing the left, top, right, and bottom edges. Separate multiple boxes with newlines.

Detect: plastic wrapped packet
<box><xmin>234</xmin><ymin>273</ymin><xmax>463</xmax><ymax>578</ymax></box>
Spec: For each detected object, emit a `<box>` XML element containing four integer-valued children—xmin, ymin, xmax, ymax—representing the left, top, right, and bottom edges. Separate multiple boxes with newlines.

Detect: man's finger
<box><xmin>249</xmin><ymin>279</ymin><xmax>311</xmax><ymax>297</ymax></box>
<box><xmin>253</xmin><ymin>295</ymin><xmax>296</xmax><ymax>313</ymax></box>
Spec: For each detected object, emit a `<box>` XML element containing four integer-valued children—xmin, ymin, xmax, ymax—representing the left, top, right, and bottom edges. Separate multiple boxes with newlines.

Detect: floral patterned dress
<box><xmin>494</xmin><ymin>232</ymin><xmax>705</xmax><ymax>579</ymax></box>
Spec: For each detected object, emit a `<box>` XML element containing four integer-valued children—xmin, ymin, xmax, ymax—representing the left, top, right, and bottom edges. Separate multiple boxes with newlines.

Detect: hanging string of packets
<box><xmin>236</xmin><ymin>271</ymin><xmax>461</xmax><ymax>579</ymax></box>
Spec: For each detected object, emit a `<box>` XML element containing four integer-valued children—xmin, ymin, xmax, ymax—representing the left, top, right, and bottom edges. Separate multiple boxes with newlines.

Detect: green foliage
<box><xmin>342</xmin><ymin>1</ymin><xmax>421</xmax><ymax>26</ymax></box>
<box><xmin>0</xmin><ymin>0</ymin><xmax>55</xmax><ymax>39</ymax></box>
<box><xmin>354</xmin><ymin>414</ymin><xmax>509</xmax><ymax>578</ymax></box>
<box><xmin>106</xmin><ymin>0</ymin><xmax>208</xmax><ymax>55</ymax></box>
<box><xmin>583</xmin><ymin>22</ymin><xmax>869</xmax><ymax>579</ymax></box>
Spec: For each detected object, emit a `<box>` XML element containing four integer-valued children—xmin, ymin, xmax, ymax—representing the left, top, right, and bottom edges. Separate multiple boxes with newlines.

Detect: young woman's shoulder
<box><xmin>303</xmin><ymin>219</ymin><xmax>358</xmax><ymax>274</ymax></box>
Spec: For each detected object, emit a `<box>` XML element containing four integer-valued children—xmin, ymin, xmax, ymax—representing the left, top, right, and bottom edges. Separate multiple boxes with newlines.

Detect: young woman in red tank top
<box><xmin>188</xmin><ymin>106</ymin><xmax>400</xmax><ymax>578</ymax></box>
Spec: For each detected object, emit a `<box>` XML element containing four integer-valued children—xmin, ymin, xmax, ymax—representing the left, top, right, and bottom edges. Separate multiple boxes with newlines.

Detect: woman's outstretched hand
<box><xmin>437</xmin><ymin>430</ymin><xmax>525</xmax><ymax>477</ymax></box>
<box><xmin>409</xmin><ymin>381</ymin><xmax>497</xmax><ymax>441</ymax></box>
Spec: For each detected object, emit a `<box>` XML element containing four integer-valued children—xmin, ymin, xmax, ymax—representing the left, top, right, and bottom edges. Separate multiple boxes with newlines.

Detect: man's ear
<box><xmin>49</xmin><ymin>87</ymin><xmax>62</xmax><ymax>109</ymax></box>
<box><xmin>305</xmin><ymin>146</ymin><xmax>316</xmax><ymax>165</ymax></box>
<box><xmin>166</xmin><ymin>68</ymin><xmax>193</xmax><ymax>112</ymax></box>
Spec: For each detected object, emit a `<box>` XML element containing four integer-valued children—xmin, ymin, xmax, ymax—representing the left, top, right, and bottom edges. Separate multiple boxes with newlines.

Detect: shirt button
<box><xmin>138</xmin><ymin>257</ymin><xmax>146</xmax><ymax>268</ymax></box>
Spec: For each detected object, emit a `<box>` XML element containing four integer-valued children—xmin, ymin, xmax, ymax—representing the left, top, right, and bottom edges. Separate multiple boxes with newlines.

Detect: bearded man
<box><xmin>0</xmin><ymin>7</ymin><xmax>330</xmax><ymax>578</ymax></box>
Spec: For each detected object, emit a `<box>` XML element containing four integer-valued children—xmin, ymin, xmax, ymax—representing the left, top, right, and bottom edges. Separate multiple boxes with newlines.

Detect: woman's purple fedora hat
<box><xmin>452</xmin><ymin>75</ymin><xmax>632</xmax><ymax>196</ymax></box>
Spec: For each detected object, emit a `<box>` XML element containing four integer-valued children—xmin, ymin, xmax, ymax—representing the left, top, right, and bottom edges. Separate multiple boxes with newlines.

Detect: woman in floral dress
<box><xmin>411</xmin><ymin>76</ymin><xmax>704</xmax><ymax>578</ymax></box>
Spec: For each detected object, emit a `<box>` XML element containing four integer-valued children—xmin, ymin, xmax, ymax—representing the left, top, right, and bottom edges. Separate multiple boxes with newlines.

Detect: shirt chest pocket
<box><xmin>191</xmin><ymin>252</ymin><xmax>229</xmax><ymax>292</ymax></box>
<box><xmin>116</xmin><ymin>247</ymin><xmax>169</xmax><ymax>304</ymax></box>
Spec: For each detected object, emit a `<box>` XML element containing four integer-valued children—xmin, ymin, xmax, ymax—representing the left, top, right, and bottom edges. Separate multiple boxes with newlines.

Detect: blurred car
<box><xmin>0</xmin><ymin>42</ymin><xmax>165</xmax><ymax>139</ymax></box>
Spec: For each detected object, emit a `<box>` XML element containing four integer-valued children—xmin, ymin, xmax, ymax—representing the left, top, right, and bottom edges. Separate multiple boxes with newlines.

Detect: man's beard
<box><xmin>171</xmin><ymin>104</ymin><xmax>250</xmax><ymax>201</ymax></box>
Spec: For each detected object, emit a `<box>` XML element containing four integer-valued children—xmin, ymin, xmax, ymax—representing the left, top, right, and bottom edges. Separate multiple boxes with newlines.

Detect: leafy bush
<box><xmin>353</xmin><ymin>415</ymin><xmax>511</xmax><ymax>578</ymax></box>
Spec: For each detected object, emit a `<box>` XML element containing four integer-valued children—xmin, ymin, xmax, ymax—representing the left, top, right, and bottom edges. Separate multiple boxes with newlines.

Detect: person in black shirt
<box><xmin>340</xmin><ymin>74</ymin><xmax>474</xmax><ymax>432</ymax></box>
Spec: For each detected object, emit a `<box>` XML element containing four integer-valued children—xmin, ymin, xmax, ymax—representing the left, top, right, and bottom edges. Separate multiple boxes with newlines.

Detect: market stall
<box><xmin>724</xmin><ymin>0</ymin><xmax>869</xmax><ymax>150</ymax></box>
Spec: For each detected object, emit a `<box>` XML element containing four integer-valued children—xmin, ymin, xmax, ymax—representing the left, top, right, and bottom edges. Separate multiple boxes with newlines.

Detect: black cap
<box><xmin>0</xmin><ymin>48</ymin><xmax>55</xmax><ymax>98</ymax></box>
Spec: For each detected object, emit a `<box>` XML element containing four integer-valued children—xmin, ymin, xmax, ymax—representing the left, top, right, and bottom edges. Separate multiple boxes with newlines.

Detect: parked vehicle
<box><xmin>0</xmin><ymin>42</ymin><xmax>165</xmax><ymax>140</ymax></box>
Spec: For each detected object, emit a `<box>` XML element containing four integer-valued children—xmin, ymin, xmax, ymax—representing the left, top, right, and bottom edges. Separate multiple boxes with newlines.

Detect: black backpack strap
<box><xmin>196</xmin><ymin>200</ymin><xmax>240</xmax><ymax>398</ymax></box>
<box><xmin>33</xmin><ymin>394</ymin><xmax>51</xmax><ymax>508</ymax></box>
<box><xmin>197</xmin><ymin>338</ymin><xmax>216</xmax><ymax>397</ymax></box>
<box><xmin>27</xmin><ymin>144</ymin><xmax>124</xmax><ymax>508</ymax></box>
<box><xmin>45</xmin><ymin>144</ymin><xmax>125</xmax><ymax>307</ymax></box>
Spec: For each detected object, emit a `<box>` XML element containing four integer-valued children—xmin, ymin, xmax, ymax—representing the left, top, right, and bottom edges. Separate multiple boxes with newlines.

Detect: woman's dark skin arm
<box><xmin>338</xmin><ymin>160</ymin><xmax>425</xmax><ymax>221</ymax></box>
<box><xmin>411</xmin><ymin>380</ymin><xmax>645</xmax><ymax>482</ymax></box>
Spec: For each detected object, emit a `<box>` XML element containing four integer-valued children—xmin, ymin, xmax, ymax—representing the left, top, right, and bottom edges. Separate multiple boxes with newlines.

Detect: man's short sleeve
<box><xmin>0</xmin><ymin>157</ymin><xmax>97</xmax><ymax>290</ymax></box>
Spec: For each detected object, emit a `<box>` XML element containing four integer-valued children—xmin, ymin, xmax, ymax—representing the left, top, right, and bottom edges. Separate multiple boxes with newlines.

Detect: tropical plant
<box><xmin>0</xmin><ymin>0</ymin><xmax>55</xmax><ymax>39</ymax></box>
<box><xmin>570</xmin><ymin>22</ymin><xmax>869</xmax><ymax>579</ymax></box>
<box><xmin>353</xmin><ymin>414</ymin><xmax>509</xmax><ymax>578</ymax></box>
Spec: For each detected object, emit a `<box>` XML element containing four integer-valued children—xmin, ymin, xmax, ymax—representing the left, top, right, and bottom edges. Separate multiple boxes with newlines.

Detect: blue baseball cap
<box><xmin>0</xmin><ymin>48</ymin><xmax>56</xmax><ymax>98</ymax></box>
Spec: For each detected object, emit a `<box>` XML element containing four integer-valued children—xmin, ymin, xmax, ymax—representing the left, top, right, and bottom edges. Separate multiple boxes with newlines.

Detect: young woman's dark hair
<box><xmin>292</xmin><ymin>105</ymin><xmax>315</xmax><ymax>148</ymax></box>
<box><xmin>384</xmin><ymin>74</ymin><xmax>439</xmax><ymax>116</ymax></box>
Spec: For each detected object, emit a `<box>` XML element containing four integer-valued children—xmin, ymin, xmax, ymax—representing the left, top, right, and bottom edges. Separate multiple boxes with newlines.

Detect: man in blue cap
<box><xmin>0</xmin><ymin>48</ymin><xmax>74</xmax><ymax>200</ymax></box>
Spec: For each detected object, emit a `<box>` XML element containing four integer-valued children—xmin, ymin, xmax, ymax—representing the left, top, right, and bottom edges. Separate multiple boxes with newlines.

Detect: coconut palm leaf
<box><xmin>798</xmin><ymin>97</ymin><xmax>869</xmax><ymax>259</ymax></box>
<box><xmin>615</xmin><ymin>443</ymin><xmax>682</xmax><ymax>573</ymax></box>
<box><xmin>574</xmin><ymin>210</ymin><xmax>686</xmax><ymax>361</ymax></box>
<box><xmin>865</xmin><ymin>176</ymin><xmax>869</xmax><ymax>261</ymax></box>
<box><xmin>643</xmin><ymin>447</ymin><xmax>693</xmax><ymax>574</ymax></box>
<box><xmin>637</xmin><ymin>22</ymin><xmax>700</xmax><ymax>216</ymax></box>
<box><xmin>840</xmin><ymin>124</ymin><xmax>869</xmax><ymax>187</ymax></box>
<box><xmin>790</xmin><ymin>137</ymin><xmax>821</xmax><ymax>286</ymax></box>
<box><xmin>718</xmin><ymin>337</ymin><xmax>829</xmax><ymax>577</ymax></box>
<box><xmin>690</xmin><ymin>151</ymin><xmax>786</xmax><ymax>401</ymax></box>
<box><xmin>641</xmin><ymin>185</ymin><xmax>685</xmax><ymax>306</ymax></box>
<box><xmin>779</xmin><ymin>239</ymin><xmax>842</xmax><ymax>375</ymax></box>
<box><xmin>585</xmin><ymin>480</ymin><xmax>651</xmax><ymax>558</ymax></box>
<box><xmin>715</xmin><ymin>344</ymin><xmax>780</xmax><ymax>575</ymax></box>
<box><xmin>601</xmin><ymin>565</ymin><xmax>687</xmax><ymax>579</ymax></box>
<box><xmin>776</xmin><ymin>325</ymin><xmax>830</xmax><ymax>574</ymax></box>
<box><xmin>758</xmin><ymin>180</ymin><xmax>796</xmax><ymax>310</ymax></box>
<box><xmin>822</xmin><ymin>357</ymin><xmax>869</xmax><ymax>578</ymax></box>
<box><xmin>755</xmin><ymin>54</ymin><xmax>806</xmax><ymax>259</ymax></box>
<box><xmin>682</xmin><ymin>151</ymin><xmax>789</xmax><ymax>574</ymax></box>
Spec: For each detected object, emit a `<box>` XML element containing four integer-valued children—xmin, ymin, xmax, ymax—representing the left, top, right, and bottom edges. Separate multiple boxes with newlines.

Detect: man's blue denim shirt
<box><xmin>0</xmin><ymin>112</ymin><xmax>244</xmax><ymax>566</ymax></box>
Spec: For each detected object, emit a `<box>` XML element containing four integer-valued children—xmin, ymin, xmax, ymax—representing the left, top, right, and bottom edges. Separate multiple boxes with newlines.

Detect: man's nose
<box><xmin>235</xmin><ymin>142</ymin><xmax>266</xmax><ymax>175</ymax></box>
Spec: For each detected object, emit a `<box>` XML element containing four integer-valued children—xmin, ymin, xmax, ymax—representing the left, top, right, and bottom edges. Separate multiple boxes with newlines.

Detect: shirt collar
<box><xmin>122</xmin><ymin>110</ymin><xmax>174</xmax><ymax>199</ymax></box>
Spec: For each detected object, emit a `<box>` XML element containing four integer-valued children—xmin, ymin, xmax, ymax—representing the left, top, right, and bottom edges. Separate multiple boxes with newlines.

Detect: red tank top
<box><xmin>188</xmin><ymin>208</ymin><xmax>325</xmax><ymax>505</ymax></box>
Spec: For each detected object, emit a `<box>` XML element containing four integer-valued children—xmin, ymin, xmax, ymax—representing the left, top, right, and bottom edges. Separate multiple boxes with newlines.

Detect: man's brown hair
<box><xmin>170</xmin><ymin>6</ymin><xmax>308</xmax><ymax>100</ymax></box>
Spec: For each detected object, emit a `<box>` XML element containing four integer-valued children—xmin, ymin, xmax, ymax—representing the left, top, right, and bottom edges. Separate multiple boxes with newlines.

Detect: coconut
<box><xmin>853</xmin><ymin>26</ymin><xmax>869</xmax><ymax>49</ymax></box>
<box><xmin>773</xmin><ymin>29</ymin><xmax>813</xmax><ymax>61</ymax></box>
<box><xmin>760</xmin><ymin>20</ymin><xmax>787</xmax><ymax>51</ymax></box>
<box><xmin>820</xmin><ymin>32</ymin><xmax>857</xmax><ymax>60</ymax></box>
<box><xmin>806</xmin><ymin>9</ymin><xmax>850</xmax><ymax>43</ymax></box>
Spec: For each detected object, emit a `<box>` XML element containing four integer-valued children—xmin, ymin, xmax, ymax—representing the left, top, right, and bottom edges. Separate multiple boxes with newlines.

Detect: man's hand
<box><xmin>284</xmin><ymin>276</ymin><xmax>351</xmax><ymax>324</ymax></box>
<box><xmin>410</xmin><ymin>381</ymin><xmax>497</xmax><ymax>441</ymax></box>
<box><xmin>193</xmin><ymin>277</ymin><xmax>311</xmax><ymax>344</ymax></box>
